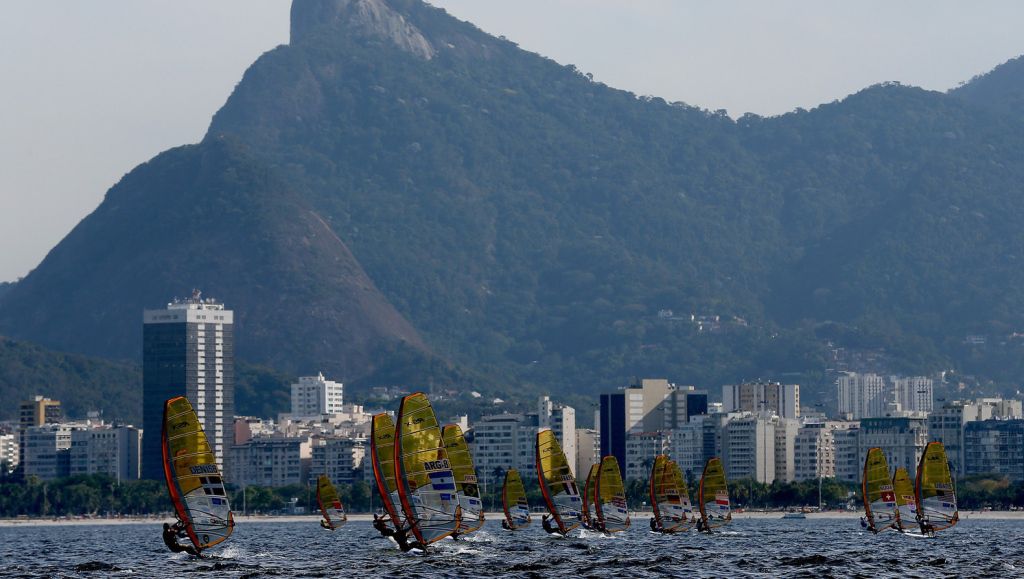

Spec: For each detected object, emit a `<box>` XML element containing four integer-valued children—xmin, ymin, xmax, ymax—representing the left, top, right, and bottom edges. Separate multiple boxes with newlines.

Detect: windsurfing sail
<box><xmin>582</xmin><ymin>463</ymin><xmax>599</xmax><ymax>528</ymax></box>
<box><xmin>370</xmin><ymin>412</ymin><xmax>405</xmax><ymax>531</ymax></box>
<box><xmin>892</xmin><ymin>466</ymin><xmax>916</xmax><ymax>531</ymax></box>
<box><xmin>316</xmin><ymin>474</ymin><xmax>347</xmax><ymax>530</ymax></box>
<box><xmin>697</xmin><ymin>457</ymin><xmax>731</xmax><ymax>531</ymax></box>
<box><xmin>650</xmin><ymin>455</ymin><xmax>689</xmax><ymax>533</ymax></box>
<box><xmin>535</xmin><ymin>429</ymin><xmax>582</xmax><ymax>535</ymax></box>
<box><xmin>593</xmin><ymin>456</ymin><xmax>630</xmax><ymax>533</ymax></box>
<box><xmin>862</xmin><ymin>447</ymin><xmax>897</xmax><ymax>533</ymax></box>
<box><xmin>915</xmin><ymin>441</ymin><xmax>958</xmax><ymax>532</ymax></box>
<box><xmin>442</xmin><ymin>423</ymin><xmax>484</xmax><ymax>534</ymax></box>
<box><xmin>394</xmin><ymin>393</ymin><xmax>461</xmax><ymax>546</ymax></box>
<box><xmin>161</xmin><ymin>396</ymin><xmax>233</xmax><ymax>552</ymax></box>
<box><xmin>502</xmin><ymin>468</ymin><xmax>532</xmax><ymax>530</ymax></box>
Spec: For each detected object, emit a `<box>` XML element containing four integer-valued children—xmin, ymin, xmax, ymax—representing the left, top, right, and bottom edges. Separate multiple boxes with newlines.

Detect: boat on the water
<box><xmin>394</xmin><ymin>393</ymin><xmax>462</xmax><ymax>548</ymax></box>
<box><xmin>862</xmin><ymin>447</ymin><xmax>898</xmax><ymax>534</ymax></box>
<box><xmin>316</xmin><ymin>474</ymin><xmax>348</xmax><ymax>530</ymax></box>
<box><xmin>649</xmin><ymin>455</ymin><xmax>691</xmax><ymax>533</ymax></box>
<box><xmin>161</xmin><ymin>396</ymin><xmax>234</xmax><ymax>555</ymax></box>
<box><xmin>442</xmin><ymin>423</ymin><xmax>484</xmax><ymax>536</ymax></box>
<box><xmin>501</xmin><ymin>468</ymin><xmax>532</xmax><ymax>530</ymax></box>
<box><xmin>697</xmin><ymin>457</ymin><xmax>731</xmax><ymax>532</ymax></box>
<box><xmin>892</xmin><ymin>466</ymin><xmax>917</xmax><ymax>532</ymax></box>
<box><xmin>535</xmin><ymin>428</ymin><xmax>582</xmax><ymax>536</ymax></box>
<box><xmin>581</xmin><ymin>463</ymin><xmax>599</xmax><ymax>530</ymax></box>
<box><xmin>915</xmin><ymin>441</ymin><xmax>958</xmax><ymax>535</ymax></box>
<box><xmin>781</xmin><ymin>511</ymin><xmax>806</xmax><ymax>520</ymax></box>
<box><xmin>593</xmin><ymin>456</ymin><xmax>630</xmax><ymax>534</ymax></box>
<box><xmin>370</xmin><ymin>413</ymin><xmax>407</xmax><ymax>535</ymax></box>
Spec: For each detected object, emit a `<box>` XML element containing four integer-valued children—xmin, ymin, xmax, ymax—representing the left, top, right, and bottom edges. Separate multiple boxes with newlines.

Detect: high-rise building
<box><xmin>575</xmin><ymin>428</ymin><xmax>599</xmax><ymax>482</ymax></box>
<box><xmin>142</xmin><ymin>291</ymin><xmax>234</xmax><ymax>479</ymax></box>
<box><xmin>964</xmin><ymin>419</ymin><xmax>1024</xmax><ymax>480</ymax></box>
<box><xmin>309</xmin><ymin>436</ymin><xmax>366</xmax><ymax>485</ymax></box>
<box><xmin>18</xmin><ymin>396</ymin><xmax>61</xmax><ymax>470</ymax></box>
<box><xmin>793</xmin><ymin>421</ymin><xmax>856</xmax><ymax>481</ymax></box>
<box><xmin>774</xmin><ymin>418</ymin><xmax>801</xmax><ymax>483</ymax></box>
<box><xmin>470</xmin><ymin>397</ymin><xmax>577</xmax><ymax>481</ymax></box>
<box><xmin>541</xmin><ymin>396</ymin><xmax>577</xmax><ymax>476</ymax></box>
<box><xmin>892</xmin><ymin>376</ymin><xmax>933</xmax><ymax>414</ymax></box>
<box><xmin>722</xmin><ymin>381</ymin><xmax>800</xmax><ymax>419</ymax></box>
<box><xmin>857</xmin><ymin>416</ymin><xmax>928</xmax><ymax>476</ymax></box>
<box><xmin>290</xmin><ymin>373</ymin><xmax>344</xmax><ymax>418</ymax></box>
<box><xmin>721</xmin><ymin>413</ymin><xmax>775</xmax><ymax>483</ymax></box>
<box><xmin>833</xmin><ymin>426</ymin><xmax>861</xmax><ymax>483</ymax></box>
<box><xmin>23</xmin><ymin>423</ymin><xmax>88</xmax><ymax>480</ymax></box>
<box><xmin>836</xmin><ymin>373</ymin><xmax>888</xmax><ymax>420</ymax></box>
<box><xmin>624</xmin><ymin>431</ymin><xmax>672</xmax><ymax>481</ymax></box>
<box><xmin>69</xmin><ymin>425</ymin><xmax>142</xmax><ymax>481</ymax></box>
<box><xmin>229</xmin><ymin>436</ymin><xmax>310</xmax><ymax>487</ymax></box>
<box><xmin>0</xmin><ymin>433</ymin><xmax>18</xmax><ymax>473</ymax></box>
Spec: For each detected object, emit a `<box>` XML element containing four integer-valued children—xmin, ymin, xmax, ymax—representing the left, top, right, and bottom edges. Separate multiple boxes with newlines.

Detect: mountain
<box><xmin>951</xmin><ymin>55</ymin><xmax>1024</xmax><ymax>121</ymax></box>
<box><xmin>0</xmin><ymin>336</ymin><xmax>141</xmax><ymax>422</ymax></box>
<box><xmin>4</xmin><ymin>0</ymin><xmax>1024</xmax><ymax>411</ymax></box>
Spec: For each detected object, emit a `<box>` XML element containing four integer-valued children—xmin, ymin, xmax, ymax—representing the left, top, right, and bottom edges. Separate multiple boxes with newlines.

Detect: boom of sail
<box><xmin>394</xmin><ymin>393</ymin><xmax>461</xmax><ymax>546</ymax></box>
<box><xmin>862</xmin><ymin>447</ymin><xmax>898</xmax><ymax>533</ymax></box>
<box><xmin>892</xmin><ymin>466</ymin><xmax>916</xmax><ymax>532</ymax></box>
<box><xmin>161</xmin><ymin>396</ymin><xmax>233</xmax><ymax>552</ymax></box>
<box><xmin>697</xmin><ymin>457</ymin><xmax>731</xmax><ymax>532</ymax></box>
<box><xmin>915</xmin><ymin>441</ymin><xmax>958</xmax><ymax>533</ymax></box>
<box><xmin>370</xmin><ymin>412</ymin><xmax>405</xmax><ymax>531</ymax></box>
<box><xmin>535</xmin><ymin>429</ymin><xmax>582</xmax><ymax>535</ymax></box>
<box><xmin>316</xmin><ymin>474</ymin><xmax>348</xmax><ymax>530</ymax></box>
<box><xmin>442</xmin><ymin>423</ymin><xmax>484</xmax><ymax>535</ymax></box>
<box><xmin>502</xmin><ymin>468</ymin><xmax>532</xmax><ymax>530</ymax></box>
<box><xmin>593</xmin><ymin>456</ymin><xmax>630</xmax><ymax>533</ymax></box>
<box><xmin>650</xmin><ymin>455</ymin><xmax>690</xmax><ymax>533</ymax></box>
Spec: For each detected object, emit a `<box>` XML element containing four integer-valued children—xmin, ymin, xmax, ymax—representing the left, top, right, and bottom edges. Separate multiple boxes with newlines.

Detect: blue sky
<box><xmin>2</xmin><ymin>0</ymin><xmax>1023</xmax><ymax>281</ymax></box>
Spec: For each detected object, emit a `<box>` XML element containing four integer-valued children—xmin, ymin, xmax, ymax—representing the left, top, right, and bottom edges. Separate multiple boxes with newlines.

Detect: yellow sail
<box><xmin>650</xmin><ymin>455</ymin><xmax>689</xmax><ymax>533</ymax></box>
<box><xmin>442</xmin><ymin>424</ymin><xmax>484</xmax><ymax>534</ymax></box>
<box><xmin>697</xmin><ymin>457</ymin><xmax>731</xmax><ymax>531</ymax></box>
<box><xmin>915</xmin><ymin>442</ymin><xmax>958</xmax><ymax>532</ymax></box>
<box><xmin>394</xmin><ymin>393</ymin><xmax>461</xmax><ymax>545</ymax></box>
<box><xmin>316</xmin><ymin>474</ymin><xmax>347</xmax><ymax>530</ymax></box>
<box><xmin>594</xmin><ymin>456</ymin><xmax>630</xmax><ymax>533</ymax></box>
<box><xmin>862</xmin><ymin>447</ymin><xmax>897</xmax><ymax>533</ymax></box>
<box><xmin>501</xmin><ymin>468</ymin><xmax>532</xmax><ymax>530</ymax></box>
<box><xmin>892</xmin><ymin>466</ymin><xmax>917</xmax><ymax>532</ymax></box>
<box><xmin>161</xmin><ymin>396</ymin><xmax>233</xmax><ymax>552</ymax></box>
<box><xmin>582</xmin><ymin>463</ymin><xmax>599</xmax><ymax>527</ymax></box>
<box><xmin>370</xmin><ymin>413</ymin><xmax>405</xmax><ymax>531</ymax></box>
<box><xmin>535</xmin><ymin>429</ymin><xmax>582</xmax><ymax>534</ymax></box>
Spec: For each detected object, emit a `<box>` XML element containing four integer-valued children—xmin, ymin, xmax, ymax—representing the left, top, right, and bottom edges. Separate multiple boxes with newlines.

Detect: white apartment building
<box><xmin>722</xmin><ymin>381</ymin><xmax>800</xmax><ymax>419</ymax></box>
<box><xmin>721</xmin><ymin>413</ymin><xmax>775</xmax><ymax>483</ymax></box>
<box><xmin>892</xmin><ymin>376</ymin><xmax>934</xmax><ymax>414</ymax></box>
<box><xmin>290</xmin><ymin>372</ymin><xmax>344</xmax><ymax>418</ymax></box>
<box><xmin>0</xmin><ymin>433</ymin><xmax>17</xmax><ymax>473</ymax></box>
<box><xmin>836</xmin><ymin>373</ymin><xmax>888</xmax><ymax>420</ymax></box>
<box><xmin>793</xmin><ymin>421</ymin><xmax>857</xmax><ymax>481</ymax></box>
<box><xmin>310</xmin><ymin>436</ymin><xmax>365</xmax><ymax>486</ymax></box>
<box><xmin>470</xmin><ymin>397</ymin><xmax>577</xmax><ymax>480</ymax></box>
<box><xmin>230</xmin><ymin>436</ymin><xmax>311</xmax><ymax>487</ymax></box>
<box><xmin>624</xmin><ymin>431</ymin><xmax>672</xmax><ymax>481</ymax></box>
<box><xmin>576</xmin><ymin>428</ymin><xmax>599</xmax><ymax>482</ymax></box>
<box><xmin>23</xmin><ymin>423</ymin><xmax>89</xmax><ymax>480</ymax></box>
<box><xmin>857</xmin><ymin>416</ymin><xmax>928</xmax><ymax>477</ymax></box>
<box><xmin>670</xmin><ymin>418</ymin><xmax>708</xmax><ymax>479</ymax></box>
<box><xmin>774</xmin><ymin>418</ymin><xmax>800</xmax><ymax>483</ymax></box>
<box><xmin>69</xmin><ymin>425</ymin><xmax>142</xmax><ymax>481</ymax></box>
<box><xmin>833</xmin><ymin>426</ymin><xmax>861</xmax><ymax>483</ymax></box>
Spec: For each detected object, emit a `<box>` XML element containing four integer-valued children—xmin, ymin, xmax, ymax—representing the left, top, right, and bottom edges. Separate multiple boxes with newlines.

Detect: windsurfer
<box><xmin>501</xmin><ymin>519</ymin><xmax>512</xmax><ymax>531</ymax></box>
<box><xmin>650</xmin><ymin>517</ymin><xmax>659</xmax><ymax>532</ymax></box>
<box><xmin>859</xmin><ymin>516</ymin><xmax>867</xmax><ymax>529</ymax></box>
<box><xmin>373</xmin><ymin>514</ymin><xmax>423</xmax><ymax>551</ymax></box>
<box><xmin>162</xmin><ymin>522</ymin><xmax>201</xmax><ymax>557</ymax></box>
<box><xmin>541</xmin><ymin>514</ymin><xmax>559</xmax><ymax>535</ymax></box>
<box><xmin>320</xmin><ymin>519</ymin><xmax>332</xmax><ymax>530</ymax></box>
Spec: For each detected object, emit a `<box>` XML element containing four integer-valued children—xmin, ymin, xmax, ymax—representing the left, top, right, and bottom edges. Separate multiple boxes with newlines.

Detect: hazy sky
<box><xmin>2</xmin><ymin>1</ymin><xmax>1023</xmax><ymax>282</ymax></box>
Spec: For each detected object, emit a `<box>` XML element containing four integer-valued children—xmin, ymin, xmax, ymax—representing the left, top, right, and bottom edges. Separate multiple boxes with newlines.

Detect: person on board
<box><xmin>541</xmin><ymin>514</ymin><xmax>560</xmax><ymax>535</ymax></box>
<box><xmin>501</xmin><ymin>518</ymin><xmax>512</xmax><ymax>531</ymax></box>
<box><xmin>373</xmin><ymin>514</ymin><xmax>423</xmax><ymax>551</ymax></box>
<box><xmin>320</xmin><ymin>519</ymin><xmax>333</xmax><ymax>530</ymax></box>
<box><xmin>859</xmin><ymin>516</ymin><xmax>867</xmax><ymax>529</ymax></box>
<box><xmin>920</xmin><ymin>520</ymin><xmax>935</xmax><ymax>536</ymax></box>
<box><xmin>649</xmin><ymin>517</ymin><xmax>660</xmax><ymax>532</ymax></box>
<box><xmin>162</xmin><ymin>522</ymin><xmax>201</xmax><ymax>557</ymax></box>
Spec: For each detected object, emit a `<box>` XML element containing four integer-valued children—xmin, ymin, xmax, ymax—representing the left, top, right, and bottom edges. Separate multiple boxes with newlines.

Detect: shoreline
<box><xmin>1</xmin><ymin>510</ymin><xmax>1021</xmax><ymax>527</ymax></box>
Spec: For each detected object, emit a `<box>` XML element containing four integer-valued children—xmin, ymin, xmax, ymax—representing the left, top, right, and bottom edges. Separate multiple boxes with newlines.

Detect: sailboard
<box><xmin>915</xmin><ymin>441</ymin><xmax>958</xmax><ymax>533</ymax></box>
<box><xmin>442</xmin><ymin>423</ymin><xmax>484</xmax><ymax>535</ymax></box>
<box><xmin>394</xmin><ymin>393</ymin><xmax>461</xmax><ymax>546</ymax></box>
<box><xmin>161</xmin><ymin>396</ymin><xmax>233</xmax><ymax>552</ymax></box>
<box><xmin>697</xmin><ymin>457</ymin><xmax>731</xmax><ymax>532</ymax></box>
<box><xmin>892</xmin><ymin>466</ymin><xmax>916</xmax><ymax>532</ymax></box>
<box><xmin>862</xmin><ymin>447</ymin><xmax>898</xmax><ymax>533</ymax></box>
<box><xmin>535</xmin><ymin>429</ymin><xmax>583</xmax><ymax>535</ymax></box>
<box><xmin>501</xmin><ymin>468</ymin><xmax>532</xmax><ymax>530</ymax></box>
<box><xmin>593</xmin><ymin>456</ymin><xmax>630</xmax><ymax>533</ymax></box>
<box><xmin>316</xmin><ymin>474</ymin><xmax>347</xmax><ymax>530</ymax></box>
<box><xmin>650</xmin><ymin>455</ymin><xmax>690</xmax><ymax>533</ymax></box>
<box><xmin>370</xmin><ymin>412</ymin><xmax>406</xmax><ymax>532</ymax></box>
<box><xmin>582</xmin><ymin>463</ymin><xmax>599</xmax><ymax>529</ymax></box>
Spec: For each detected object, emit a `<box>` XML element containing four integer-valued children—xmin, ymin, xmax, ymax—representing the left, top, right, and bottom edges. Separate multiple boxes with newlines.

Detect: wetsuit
<box><xmin>162</xmin><ymin>522</ymin><xmax>201</xmax><ymax>557</ymax></box>
<box><xmin>501</xmin><ymin>519</ymin><xmax>511</xmax><ymax>530</ymax></box>
<box><xmin>320</xmin><ymin>519</ymin><xmax>333</xmax><ymax>530</ymax></box>
<box><xmin>541</xmin><ymin>514</ymin><xmax>560</xmax><ymax>535</ymax></box>
<box><xmin>650</xmin><ymin>517</ymin><xmax>660</xmax><ymax>532</ymax></box>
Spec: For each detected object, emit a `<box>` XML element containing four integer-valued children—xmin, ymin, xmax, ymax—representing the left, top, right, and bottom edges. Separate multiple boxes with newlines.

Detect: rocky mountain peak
<box><xmin>290</xmin><ymin>0</ymin><xmax>435</xmax><ymax>59</ymax></box>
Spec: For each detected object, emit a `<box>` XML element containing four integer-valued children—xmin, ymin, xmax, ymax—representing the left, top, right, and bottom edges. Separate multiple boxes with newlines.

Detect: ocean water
<box><xmin>1</xmin><ymin>517</ymin><xmax>1022</xmax><ymax>578</ymax></box>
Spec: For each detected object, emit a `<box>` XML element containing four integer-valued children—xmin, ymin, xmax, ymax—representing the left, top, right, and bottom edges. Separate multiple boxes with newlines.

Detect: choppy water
<box><xmin>1</xmin><ymin>517</ymin><xmax>1022</xmax><ymax>578</ymax></box>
